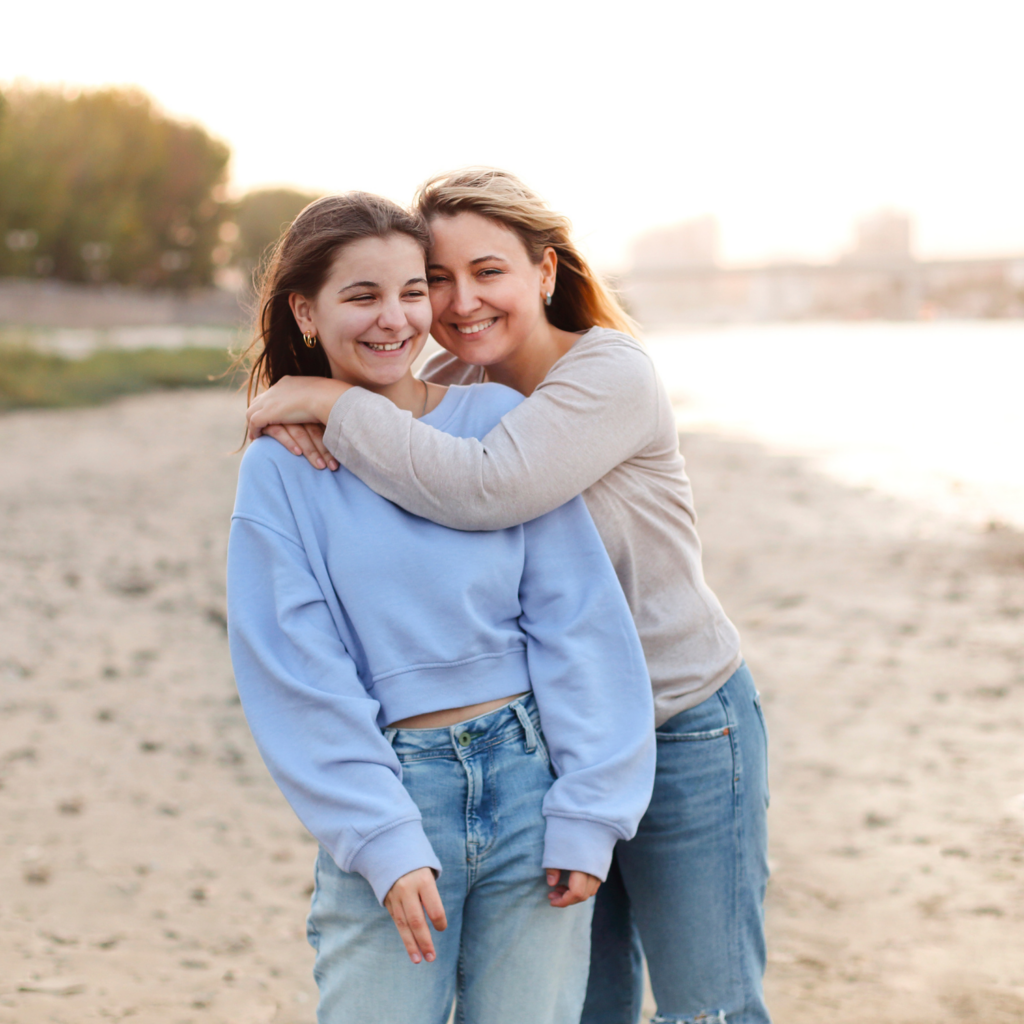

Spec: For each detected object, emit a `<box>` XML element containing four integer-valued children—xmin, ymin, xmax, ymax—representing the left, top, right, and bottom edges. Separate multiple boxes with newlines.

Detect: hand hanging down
<box><xmin>384</xmin><ymin>866</ymin><xmax>600</xmax><ymax>965</ymax></box>
<box><xmin>546</xmin><ymin>869</ymin><xmax>601</xmax><ymax>908</ymax></box>
<box><xmin>384</xmin><ymin>867</ymin><xmax>448</xmax><ymax>965</ymax></box>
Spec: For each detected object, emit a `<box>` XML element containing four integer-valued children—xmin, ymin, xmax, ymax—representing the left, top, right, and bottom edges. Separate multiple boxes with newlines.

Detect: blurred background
<box><xmin>1</xmin><ymin>2</ymin><xmax>1022</xmax><ymax>1022</ymax></box>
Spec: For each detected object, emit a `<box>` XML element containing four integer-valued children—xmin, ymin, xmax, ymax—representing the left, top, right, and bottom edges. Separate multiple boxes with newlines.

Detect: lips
<box><xmin>454</xmin><ymin>317</ymin><xmax>497</xmax><ymax>336</ymax></box>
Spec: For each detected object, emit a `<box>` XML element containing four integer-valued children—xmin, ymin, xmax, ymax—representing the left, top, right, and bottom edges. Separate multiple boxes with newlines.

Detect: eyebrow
<box><xmin>338</xmin><ymin>276</ymin><xmax>427</xmax><ymax>292</ymax></box>
<box><xmin>427</xmin><ymin>255</ymin><xmax>508</xmax><ymax>270</ymax></box>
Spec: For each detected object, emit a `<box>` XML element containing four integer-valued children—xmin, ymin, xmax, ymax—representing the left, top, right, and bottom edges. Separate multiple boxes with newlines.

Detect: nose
<box><xmin>449</xmin><ymin>275</ymin><xmax>481</xmax><ymax>317</ymax></box>
<box><xmin>377</xmin><ymin>295</ymin><xmax>408</xmax><ymax>332</ymax></box>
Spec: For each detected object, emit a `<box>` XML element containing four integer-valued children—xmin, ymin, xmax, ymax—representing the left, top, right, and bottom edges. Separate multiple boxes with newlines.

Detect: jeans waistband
<box><xmin>384</xmin><ymin>692</ymin><xmax>541</xmax><ymax>759</ymax></box>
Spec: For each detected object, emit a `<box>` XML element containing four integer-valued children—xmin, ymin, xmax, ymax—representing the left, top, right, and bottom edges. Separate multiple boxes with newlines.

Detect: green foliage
<box><xmin>0</xmin><ymin>86</ymin><xmax>230</xmax><ymax>288</ymax></box>
<box><xmin>0</xmin><ymin>345</ymin><xmax>243</xmax><ymax>410</ymax></box>
<box><xmin>232</xmin><ymin>187</ymin><xmax>322</xmax><ymax>272</ymax></box>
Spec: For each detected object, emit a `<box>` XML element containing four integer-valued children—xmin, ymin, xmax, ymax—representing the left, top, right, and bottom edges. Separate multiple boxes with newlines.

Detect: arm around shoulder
<box><xmin>322</xmin><ymin>338</ymin><xmax>661</xmax><ymax>530</ymax></box>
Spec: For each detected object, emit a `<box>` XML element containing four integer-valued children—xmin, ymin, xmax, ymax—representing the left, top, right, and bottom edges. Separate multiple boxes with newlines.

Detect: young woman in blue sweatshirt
<box><xmin>226</xmin><ymin>193</ymin><xmax>655</xmax><ymax>1024</ymax></box>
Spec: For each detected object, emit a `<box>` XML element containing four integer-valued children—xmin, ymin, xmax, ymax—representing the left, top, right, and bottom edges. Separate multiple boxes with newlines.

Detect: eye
<box><xmin>403</xmin><ymin>288</ymin><xmax>427</xmax><ymax>299</ymax></box>
<box><xmin>427</xmin><ymin>274</ymin><xmax>449</xmax><ymax>285</ymax></box>
<box><xmin>478</xmin><ymin>268</ymin><xmax>503</xmax><ymax>278</ymax></box>
<box><xmin>346</xmin><ymin>293</ymin><xmax>376</xmax><ymax>303</ymax></box>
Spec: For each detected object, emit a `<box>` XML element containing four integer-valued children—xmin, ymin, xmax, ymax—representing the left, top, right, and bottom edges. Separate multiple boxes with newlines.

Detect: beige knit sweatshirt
<box><xmin>323</xmin><ymin>327</ymin><xmax>742</xmax><ymax>726</ymax></box>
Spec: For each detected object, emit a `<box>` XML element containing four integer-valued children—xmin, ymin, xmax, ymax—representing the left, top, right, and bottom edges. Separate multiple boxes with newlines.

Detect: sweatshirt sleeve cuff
<box><xmin>542</xmin><ymin>815</ymin><xmax>621</xmax><ymax>882</ymax></box>
<box><xmin>346</xmin><ymin>820</ymin><xmax>442</xmax><ymax>905</ymax></box>
<box><xmin>323</xmin><ymin>387</ymin><xmax>379</xmax><ymax>462</ymax></box>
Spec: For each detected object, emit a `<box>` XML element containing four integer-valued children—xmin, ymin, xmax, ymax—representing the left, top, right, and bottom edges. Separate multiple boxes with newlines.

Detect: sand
<box><xmin>0</xmin><ymin>389</ymin><xmax>1022</xmax><ymax>1023</ymax></box>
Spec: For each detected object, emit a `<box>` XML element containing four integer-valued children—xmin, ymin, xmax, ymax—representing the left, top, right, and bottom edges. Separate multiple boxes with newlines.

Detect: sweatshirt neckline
<box><xmin>418</xmin><ymin>385</ymin><xmax>466</xmax><ymax>431</ymax></box>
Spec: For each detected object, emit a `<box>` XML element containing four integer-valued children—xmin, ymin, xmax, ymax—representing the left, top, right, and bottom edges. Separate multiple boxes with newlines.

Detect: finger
<box><xmin>248</xmin><ymin>409</ymin><xmax>274</xmax><ymax>438</ymax></box>
<box><xmin>557</xmin><ymin>872</ymin><xmax>600</xmax><ymax>907</ymax></box>
<box><xmin>263</xmin><ymin>424</ymin><xmax>301</xmax><ymax>454</ymax></box>
<box><xmin>421</xmin><ymin>879</ymin><xmax>448</xmax><ymax>934</ymax></box>
<box><xmin>387</xmin><ymin>902</ymin><xmax>425</xmax><ymax>965</ymax></box>
<box><xmin>548</xmin><ymin>887</ymin><xmax>577</xmax><ymax>908</ymax></box>
<box><xmin>402</xmin><ymin>894</ymin><xmax>436</xmax><ymax>963</ymax></box>
<box><xmin>285</xmin><ymin>424</ymin><xmax>327</xmax><ymax>469</ymax></box>
<box><xmin>248</xmin><ymin>410</ymin><xmax>271</xmax><ymax>441</ymax></box>
<box><xmin>308</xmin><ymin>428</ymin><xmax>339</xmax><ymax>471</ymax></box>
<box><xmin>567</xmin><ymin>871</ymin><xmax>599</xmax><ymax>903</ymax></box>
<box><xmin>546</xmin><ymin>870</ymin><xmax>599</xmax><ymax>908</ymax></box>
<box><xmin>295</xmin><ymin>424</ymin><xmax>336</xmax><ymax>471</ymax></box>
<box><xmin>546</xmin><ymin>870</ymin><xmax>560</xmax><ymax>888</ymax></box>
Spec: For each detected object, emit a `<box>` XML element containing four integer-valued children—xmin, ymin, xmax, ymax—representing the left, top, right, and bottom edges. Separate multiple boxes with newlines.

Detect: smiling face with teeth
<box><xmin>288</xmin><ymin>234</ymin><xmax>432</xmax><ymax>402</ymax></box>
<box><xmin>426</xmin><ymin>213</ymin><xmax>568</xmax><ymax>381</ymax></box>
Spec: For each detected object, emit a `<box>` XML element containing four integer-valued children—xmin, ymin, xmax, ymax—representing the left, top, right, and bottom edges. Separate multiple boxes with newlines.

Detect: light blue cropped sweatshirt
<box><xmin>226</xmin><ymin>383</ymin><xmax>655</xmax><ymax>904</ymax></box>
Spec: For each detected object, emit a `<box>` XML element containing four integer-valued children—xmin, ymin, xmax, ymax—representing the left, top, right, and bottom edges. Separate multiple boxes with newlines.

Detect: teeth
<box><xmin>364</xmin><ymin>340</ymin><xmax>406</xmax><ymax>351</ymax></box>
<box><xmin>456</xmin><ymin>318</ymin><xmax>496</xmax><ymax>335</ymax></box>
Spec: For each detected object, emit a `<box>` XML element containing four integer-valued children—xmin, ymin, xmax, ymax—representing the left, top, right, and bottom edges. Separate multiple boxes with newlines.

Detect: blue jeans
<box><xmin>306</xmin><ymin>694</ymin><xmax>594</xmax><ymax>1024</ymax></box>
<box><xmin>582</xmin><ymin>663</ymin><xmax>771</xmax><ymax>1024</ymax></box>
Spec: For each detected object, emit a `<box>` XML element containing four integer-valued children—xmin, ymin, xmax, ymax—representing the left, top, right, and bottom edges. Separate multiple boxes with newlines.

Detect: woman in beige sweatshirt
<box><xmin>246</xmin><ymin>168</ymin><xmax>771</xmax><ymax>1024</ymax></box>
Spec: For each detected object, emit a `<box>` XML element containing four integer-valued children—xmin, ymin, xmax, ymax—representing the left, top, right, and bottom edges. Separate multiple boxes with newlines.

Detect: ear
<box><xmin>288</xmin><ymin>292</ymin><xmax>317</xmax><ymax>335</ymax></box>
<box><xmin>539</xmin><ymin>246</ymin><xmax>558</xmax><ymax>298</ymax></box>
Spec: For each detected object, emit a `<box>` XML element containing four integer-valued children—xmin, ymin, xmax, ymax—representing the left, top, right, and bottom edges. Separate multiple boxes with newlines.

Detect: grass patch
<box><xmin>0</xmin><ymin>345</ymin><xmax>245</xmax><ymax>411</ymax></box>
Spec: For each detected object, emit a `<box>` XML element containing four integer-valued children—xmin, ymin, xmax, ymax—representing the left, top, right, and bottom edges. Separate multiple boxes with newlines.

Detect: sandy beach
<box><xmin>1</xmin><ymin>388</ymin><xmax>1022</xmax><ymax>1023</ymax></box>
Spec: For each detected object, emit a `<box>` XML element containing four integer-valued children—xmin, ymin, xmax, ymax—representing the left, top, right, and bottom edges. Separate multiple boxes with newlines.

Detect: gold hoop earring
<box><xmin>302</xmin><ymin>332</ymin><xmax>317</xmax><ymax>349</ymax></box>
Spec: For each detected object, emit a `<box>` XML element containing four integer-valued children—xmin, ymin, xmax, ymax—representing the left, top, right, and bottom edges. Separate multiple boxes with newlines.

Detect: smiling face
<box><xmin>425</xmin><ymin>212</ymin><xmax>556</xmax><ymax>366</ymax></box>
<box><xmin>289</xmin><ymin>233</ymin><xmax>432</xmax><ymax>391</ymax></box>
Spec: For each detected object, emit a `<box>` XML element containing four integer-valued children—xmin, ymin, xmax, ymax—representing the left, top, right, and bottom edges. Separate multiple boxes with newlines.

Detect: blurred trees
<box><xmin>231</xmin><ymin>188</ymin><xmax>322</xmax><ymax>276</ymax></box>
<box><xmin>0</xmin><ymin>86</ymin><xmax>230</xmax><ymax>288</ymax></box>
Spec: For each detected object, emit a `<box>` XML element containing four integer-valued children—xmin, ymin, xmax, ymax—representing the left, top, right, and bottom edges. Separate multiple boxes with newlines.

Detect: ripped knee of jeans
<box><xmin>652</xmin><ymin>1011</ymin><xmax>727</xmax><ymax>1024</ymax></box>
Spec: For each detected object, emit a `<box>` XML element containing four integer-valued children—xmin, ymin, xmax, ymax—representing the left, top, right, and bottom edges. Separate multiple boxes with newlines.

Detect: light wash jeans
<box><xmin>306</xmin><ymin>694</ymin><xmax>594</xmax><ymax>1024</ymax></box>
<box><xmin>582</xmin><ymin>663</ymin><xmax>771</xmax><ymax>1024</ymax></box>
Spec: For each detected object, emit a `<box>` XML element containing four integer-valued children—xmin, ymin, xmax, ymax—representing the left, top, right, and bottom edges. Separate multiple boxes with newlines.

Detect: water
<box><xmin>646</xmin><ymin>321</ymin><xmax>1024</xmax><ymax>530</ymax></box>
<box><xmin>1</xmin><ymin>325</ymin><xmax>241</xmax><ymax>359</ymax></box>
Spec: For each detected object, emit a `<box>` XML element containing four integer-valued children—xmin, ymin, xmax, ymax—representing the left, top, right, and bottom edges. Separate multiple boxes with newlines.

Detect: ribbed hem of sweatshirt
<box><xmin>346</xmin><ymin>819</ymin><xmax>442</xmax><ymax>905</ymax></box>
<box><xmin>542</xmin><ymin>815</ymin><xmax>622</xmax><ymax>883</ymax></box>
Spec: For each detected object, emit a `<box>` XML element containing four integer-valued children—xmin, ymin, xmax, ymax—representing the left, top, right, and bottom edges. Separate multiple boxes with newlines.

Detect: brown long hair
<box><xmin>242</xmin><ymin>192</ymin><xmax>431</xmax><ymax>402</ymax></box>
<box><xmin>414</xmin><ymin>167</ymin><xmax>639</xmax><ymax>338</ymax></box>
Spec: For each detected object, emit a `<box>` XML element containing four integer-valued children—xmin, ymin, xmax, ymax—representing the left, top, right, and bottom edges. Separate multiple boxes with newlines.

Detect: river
<box><xmin>646</xmin><ymin>321</ymin><xmax>1024</xmax><ymax>529</ymax></box>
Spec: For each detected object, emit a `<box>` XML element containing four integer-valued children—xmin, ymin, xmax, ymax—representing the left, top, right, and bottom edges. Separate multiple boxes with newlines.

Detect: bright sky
<box><xmin>3</xmin><ymin>0</ymin><xmax>1022</xmax><ymax>270</ymax></box>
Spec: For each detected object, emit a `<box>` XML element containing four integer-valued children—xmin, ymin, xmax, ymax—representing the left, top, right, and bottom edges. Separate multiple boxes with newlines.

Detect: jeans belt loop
<box><xmin>383</xmin><ymin>727</ymin><xmax>398</xmax><ymax>747</ymax></box>
<box><xmin>511</xmin><ymin>699</ymin><xmax>537</xmax><ymax>753</ymax></box>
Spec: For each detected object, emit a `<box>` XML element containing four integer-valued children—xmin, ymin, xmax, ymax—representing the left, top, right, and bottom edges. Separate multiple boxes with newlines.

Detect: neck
<box><xmin>338</xmin><ymin>370</ymin><xmax>424</xmax><ymax>415</ymax></box>
<box><xmin>484</xmin><ymin>318</ymin><xmax>581</xmax><ymax>396</ymax></box>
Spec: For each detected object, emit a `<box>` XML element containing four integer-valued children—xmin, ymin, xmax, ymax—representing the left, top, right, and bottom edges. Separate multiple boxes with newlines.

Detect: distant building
<box><xmin>631</xmin><ymin>216</ymin><xmax>720</xmax><ymax>272</ymax></box>
<box><xmin>623</xmin><ymin>256</ymin><xmax>1024</xmax><ymax>325</ymax></box>
<box><xmin>621</xmin><ymin>209</ymin><xmax>1024</xmax><ymax>324</ymax></box>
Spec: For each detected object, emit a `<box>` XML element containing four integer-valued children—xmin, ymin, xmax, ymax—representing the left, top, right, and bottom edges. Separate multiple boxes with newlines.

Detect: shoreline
<box><xmin>0</xmin><ymin>391</ymin><xmax>1021</xmax><ymax>1023</ymax></box>
<box><xmin>682</xmin><ymin>429</ymin><xmax>1024</xmax><ymax>1022</ymax></box>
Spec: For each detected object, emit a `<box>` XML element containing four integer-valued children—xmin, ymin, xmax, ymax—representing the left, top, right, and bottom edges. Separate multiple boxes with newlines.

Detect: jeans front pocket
<box><xmin>655</xmin><ymin>724</ymin><xmax>732</xmax><ymax>743</ymax></box>
<box><xmin>655</xmin><ymin>685</ymin><xmax>732</xmax><ymax>743</ymax></box>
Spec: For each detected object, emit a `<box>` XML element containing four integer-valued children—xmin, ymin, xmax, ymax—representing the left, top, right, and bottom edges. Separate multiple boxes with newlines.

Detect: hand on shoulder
<box><xmin>247</xmin><ymin>376</ymin><xmax>351</xmax><ymax>441</ymax></box>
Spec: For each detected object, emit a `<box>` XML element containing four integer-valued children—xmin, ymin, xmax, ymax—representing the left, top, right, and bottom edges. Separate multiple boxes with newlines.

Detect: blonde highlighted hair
<box><xmin>414</xmin><ymin>168</ymin><xmax>639</xmax><ymax>338</ymax></box>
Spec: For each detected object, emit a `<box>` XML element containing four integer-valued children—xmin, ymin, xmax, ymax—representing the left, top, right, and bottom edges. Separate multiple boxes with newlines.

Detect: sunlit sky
<box><xmin>3</xmin><ymin>0</ymin><xmax>1022</xmax><ymax>270</ymax></box>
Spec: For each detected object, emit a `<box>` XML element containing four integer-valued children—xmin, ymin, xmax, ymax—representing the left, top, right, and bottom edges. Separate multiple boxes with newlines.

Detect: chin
<box><xmin>442</xmin><ymin>336</ymin><xmax>510</xmax><ymax>368</ymax></box>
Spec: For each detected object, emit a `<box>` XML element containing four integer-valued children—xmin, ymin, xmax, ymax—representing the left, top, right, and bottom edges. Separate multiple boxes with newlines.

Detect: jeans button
<box><xmin>458</xmin><ymin>732</ymin><xmax>472</xmax><ymax>747</ymax></box>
